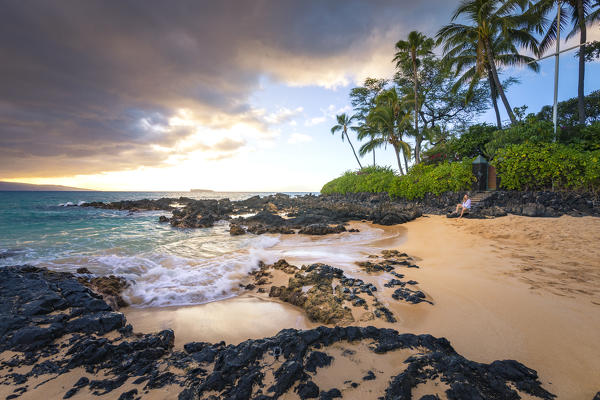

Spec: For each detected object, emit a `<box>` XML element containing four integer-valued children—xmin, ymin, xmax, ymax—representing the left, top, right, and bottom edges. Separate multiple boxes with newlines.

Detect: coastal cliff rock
<box><xmin>0</xmin><ymin>266</ymin><xmax>556</xmax><ymax>399</ymax></box>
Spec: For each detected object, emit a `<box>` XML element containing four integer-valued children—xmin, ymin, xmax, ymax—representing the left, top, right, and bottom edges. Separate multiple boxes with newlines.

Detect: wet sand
<box><xmin>124</xmin><ymin>295</ymin><xmax>318</xmax><ymax>347</ymax></box>
<box><xmin>121</xmin><ymin>216</ymin><xmax>600</xmax><ymax>398</ymax></box>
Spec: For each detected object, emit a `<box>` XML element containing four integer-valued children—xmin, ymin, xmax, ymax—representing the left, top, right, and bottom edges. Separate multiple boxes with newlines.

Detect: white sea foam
<box><xmin>88</xmin><ymin>234</ymin><xmax>281</xmax><ymax>308</ymax></box>
<box><xmin>57</xmin><ymin>200</ymin><xmax>86</xmax><ymax>207</ymax></box>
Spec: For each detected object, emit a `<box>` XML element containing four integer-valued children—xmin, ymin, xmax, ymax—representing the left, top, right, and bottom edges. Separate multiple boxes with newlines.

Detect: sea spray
<box><xmin>119</xmin><ymin>234</ymin><xmax>281</xmax><ymax>307</ymax></box>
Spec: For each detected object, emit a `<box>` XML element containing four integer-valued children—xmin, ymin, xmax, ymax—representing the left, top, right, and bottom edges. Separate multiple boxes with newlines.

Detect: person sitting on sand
<box><xmin>454</xmin><ymin>194</ymin><xmax>471</xmax><ymax>218</ymax></box>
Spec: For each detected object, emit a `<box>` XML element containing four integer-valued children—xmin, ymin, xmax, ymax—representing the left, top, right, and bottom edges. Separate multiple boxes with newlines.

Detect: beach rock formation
<box><xmin>80</xmin><ymin>190</ymin><xmax>599</xmax><ymax>234</ymax></box>
<box><xmin>298</xmin><ymin>224</ymin><xmax>346</xmax><ymax>235</ymax></box>
<box><xmin>229</xmin><ymin>224</ymin><xmax>246</xmax><ymax>236</ymax></box>
<box><xmin>81</xmin><ymin>193</ymin><xmax>423</xmax><ymax>233</ymax></box>
<box><xmin>246</xmin><ymin>253</ymin><xmax>432</xmax><ymax>325</ymax></box>
<box><xmin>0</xmin><ymin>265</ymin><xmax>556</xmax><ymax>399</ymax></box>
<box><xmin>77</xmin><ymin>274</ymin><xmax>130</xmax><ymax>310</ymax></box>
<box><xmin>81</xmin><ymin>197</ymin><xmax>182</xmax><ymax>211</ymax></box>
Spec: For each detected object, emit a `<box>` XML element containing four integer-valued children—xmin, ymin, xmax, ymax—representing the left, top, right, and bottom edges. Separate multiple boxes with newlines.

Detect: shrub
<box><xmin>560</xmin><ymin>122</ymin><xmax>600</xmax><ymax>151</ymax></box>
<box><xmin>321</xmin><ymin>161</ymin><xmax>475</xmax><ymax>200</ymax></box>
<box><xmin>492</xmin><ymin>142</ymin><xmax>600</xmax><ymax>193</ymax></box>
<box><xmin>423</xmin><ymin>124</ymin><xmax>496</xmax><ymax>162</ymax></box>
<box><xmin>320</xmin><ymin>166</ymin><xmax>396</xmax><ymax>195</ymax></box>
<box><xmin>389</xmin><ymin>159</ymin><xmax>475</xmax><ymax>200</ymax></box>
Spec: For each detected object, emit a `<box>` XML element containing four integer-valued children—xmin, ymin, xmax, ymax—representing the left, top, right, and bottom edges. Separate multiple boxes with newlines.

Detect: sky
<box><xmin>1</xmin><ymin>0</ymin><xmax>599</xmax><ymax>192</ymax></box>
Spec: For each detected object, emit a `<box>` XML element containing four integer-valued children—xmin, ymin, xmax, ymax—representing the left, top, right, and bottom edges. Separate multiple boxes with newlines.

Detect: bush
<box><xmin>389</xmin><ymin>159</ymin><xmax>475</xmax><ymax>200</ymax></box>
<box><xmin>559</xmin><ymin>122</ymin><xmax>600</xmax><ymax>151</ymax></box>
<box><xmin>321</xmin><ymin>161</ymin><xmax>475</xmax><ymax>200</ymax></box>
<box><xmin>536</xmin><ymin>89</ymin><xmax>600</xmax><ymax>126</ymax></box>
<box><xmin>423</xmin><ymin>124</ymin><xmax>496</xmax><ymax>162</ymax></box>
<box><xmin>321</xmin><ymin>166</ymin><xmax>396</xmax><ymax>195</ymax></box>
<box><xmin>482</xmin><ymin>117</ymin><xmax>554</xmax><ymax>160</ymax></box>
<box><xmin>423</xmin><ymin>118</ymin><xmax>599</xmax><ymax>164</ymax></box>
<box><xmin>492</xmin><ymin>142</ymin><xmax>600</xmax><ymax>192</ymax></box>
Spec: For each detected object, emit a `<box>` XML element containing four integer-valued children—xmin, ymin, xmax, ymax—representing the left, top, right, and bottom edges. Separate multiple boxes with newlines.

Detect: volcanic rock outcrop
<box><xmin>0</xmin><ymin>265</ymin><xmax>557</xmax><ymax>399</ymax></box>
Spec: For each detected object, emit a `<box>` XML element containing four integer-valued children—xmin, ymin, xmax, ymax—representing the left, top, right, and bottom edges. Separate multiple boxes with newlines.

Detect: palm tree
<box><xmin>535</xmin><ymin>0</ymin><xmax>600</xmax><ymax>125</ymax></box>
<box><xmin>350</xmin><ymin>78</ymin><xmax>389</xmax><ymax>166</ymax></box>
<box><xmin>441</xmin><ymin>30</ymin><xmax>539</xmax><ymax>128</ymax></box>
<box><xmin>362</xmin><ymin>89</ymin><xmax>413</xmax><ymax>175</ymax></box>
<box><xmin>437</xmin><ymin>0</ymin><xmax>541</xmax><ymax>125</ymax></box>
<box><xmin>354</xmin><ymin>124</ymin><xmax>378</xmax><ymax>166</ymax></box>
<box><xmin>393</xmin><ymin>31</ymin><xmax>435</xmax><ymax>164</ymax></box>
<box><xmin>330</xmin><ymin>113</ymin><xmax>363</xmax><ymax>169</ymax></box>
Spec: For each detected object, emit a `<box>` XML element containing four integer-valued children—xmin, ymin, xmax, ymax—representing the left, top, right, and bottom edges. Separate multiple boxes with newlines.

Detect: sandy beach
<box><xmin>3</xmin><ymin>214</ymin><xmax>599</xmax><ymax>399</ymax></box>
<box><xmin>122</xmin><ymin>215</ymin><xmax>600</xmax><ymax>399</ymax></box>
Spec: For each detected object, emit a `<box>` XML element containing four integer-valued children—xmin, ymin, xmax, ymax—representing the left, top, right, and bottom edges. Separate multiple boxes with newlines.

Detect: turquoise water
<box><xmin>0</xmin><ymin>191</ymin><xmax>310</xmax><ymax>307</ymax></box>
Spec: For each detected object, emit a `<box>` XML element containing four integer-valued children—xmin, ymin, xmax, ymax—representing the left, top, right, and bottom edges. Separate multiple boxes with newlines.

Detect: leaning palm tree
<box><xmin>330</xmin><ymin>113</ymin><xmax>363</xmax><ymax>169</ymax></box>
<box><xmin>393</xmin><ymin>31</ymin><xmax>435</xmax><ymax>164</ymax></box>
<box><xmin>354</xmin><ymin>124</ymin><xmax>379</xmax><ymax>166</ymax></box>
<box><xmin>442</xmin><ymin>30</ymin><xmax>539</xmax><ymax>128</ymax></box>
<box><xmin>534</xmin><ymin>0</ymin><xmax>600</xmax><ymax>124</ymax></box>
<box><xmin>363</xmin><ymin>89</ymin><xmax>413</xmax><ymax>175</ymax></box>
<box><xmin>437</xmin><ymin>0</ymin><xmax>541</xmax><ymax>124</ymax></box>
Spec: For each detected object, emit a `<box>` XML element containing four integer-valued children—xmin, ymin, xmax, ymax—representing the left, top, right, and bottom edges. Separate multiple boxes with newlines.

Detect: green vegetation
<box><xmin>493</xmin><ymin>143</ymin><xmax>600</xmax><ymax>192</ymax></box>
<box><xmin>321</xmin><ymin>162</ymin><xmax>475</xmax><ymax>200</ymax></box>
<box><xmin>321</xmin><ymin>166</ymin><xmax>397</xmax><ymax>195</ymax></box>
<box><xmin>323</xmin><ymin>110</ymin><xmax>600</xmax><ymax>197</ymax></box>
<box><xmin>388</xmin><ymin>160</ymin><xmax>475</xmax><ymax>199</ymax></box>
<box><xmin>325</xmin><ymin>0</ymin><xmax>599</xmax><ymax>198</ymax></box>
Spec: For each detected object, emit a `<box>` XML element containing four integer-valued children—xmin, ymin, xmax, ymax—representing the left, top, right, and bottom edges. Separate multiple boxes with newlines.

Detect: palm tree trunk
<box><xmin>484</xmin><ymin>39</ymin><xmax>516</xmax><ymax>124</ymax></box>
<box><xmin>372</xmin><ymin>149</ymin><xmax>376</xmax><ymax>166</ymax></box>
<box><xmin>412</xmin><ymin>51</ymin><xmax>420</xmax><ymax>164</ymax></box>
<box><xmin>488</xmin><ymin>70</ymin><xmax>502</xmax><ymax>129</ymax></box>
<box><xmin>343</xmin><ymin>128</ymin><xmax>363</xmax><ymax>169</ymax></box>
<box><xmin>402</xmin><ymin>148</ymin><xmax>410</xmax><ymax>174</ymax></box>
<box><xmin>415</xmin><ymin>136</ymin><xmax>422</xmax><ymax>166</ymax></box>
<box><xmin>394</xmin><ymin>145</ymin><xmax>405</xmax><ymax>175</ymax></box>
<box><xmin>577</xmin><ymin>0</ymin><xmax>586</xmax><ymax>125</ymax></box>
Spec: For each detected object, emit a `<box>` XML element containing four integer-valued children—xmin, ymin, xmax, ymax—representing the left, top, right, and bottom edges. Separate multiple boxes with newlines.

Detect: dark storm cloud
<box><xmin>0</xmin><ymin>0</ymin><xmax>455</xmax><ymax>178</ymax></box>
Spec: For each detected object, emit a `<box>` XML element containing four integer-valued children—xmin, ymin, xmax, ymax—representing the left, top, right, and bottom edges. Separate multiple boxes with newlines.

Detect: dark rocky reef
<box><xmin>246</xmin><ymin>253</ymin><xmax>432</xmax><ymax>325</ymax></box>
<box><xmin>477</xmin><ymin>191</ymin><xmax>599</xmax><ymax>217</ymax></box>
<box><xmin>0</xmin><ymin>266</ymin><xmax>557</xmax><ymax>399</ymax></box>
<box><xmin>75</xmin><ymin>268</ymin><xmax>131</xmax><ymax>310</ymax></box>
<box><xmin>0</xmin><ymin>265</ymin><xmax>175</xmax><ymax>399</ymax></box>
<box><xmin>82</xmin><ymin>193</ymin><xmax>422</xmax><ymax>233</ymax></box>
<box><xmin>387</xmin><ymin>190</ymin><xmax>600</xmax><ymax>217</ymax></box>
<box><xmin>81</xmin><ymin>197</ymin><xmax>184</xmax><ymax>211</ymax></box>
<box><xmin>82</xmin><ymin>191</ymin><xmax>599</xmax><ymax>236</ymax></box>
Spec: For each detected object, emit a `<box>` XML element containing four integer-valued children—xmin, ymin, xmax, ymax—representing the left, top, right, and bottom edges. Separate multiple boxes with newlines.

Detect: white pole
<box><xmin>553</xmin><ymin>2</ymin><xmax>561</xmax><ymax>140</ymax></box>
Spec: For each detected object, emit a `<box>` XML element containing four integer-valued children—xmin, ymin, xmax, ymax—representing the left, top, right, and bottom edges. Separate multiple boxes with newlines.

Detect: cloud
<box><xmin>0</xmin><ymin>0</ymin><xmax>457</xmax><ymax>178</ymax></box>
<box><xmin>304</xmin><ymin>104</ymin><xmax>352</xmax><ymax>126</ymax></box>
<box><xmin>287</xmin><ymin>133</ymin><xmax>313</xmax><ymax>144</ymax></box>
<box><xmin>261</xmin><ymin>107</ymin><xmax>304</xmax><ymax>125</ymax></box>
<box><xmin>304</xmin><ymin>116</ymin><xmax>327</xmax><ymax>127</ymax></box>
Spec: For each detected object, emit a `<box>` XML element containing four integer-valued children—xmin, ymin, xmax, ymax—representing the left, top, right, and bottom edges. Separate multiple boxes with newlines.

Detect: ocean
<box><xmin>0</xmin><ymin>191</ymin><xmax>313</xmax><ymax>307</ymax></box>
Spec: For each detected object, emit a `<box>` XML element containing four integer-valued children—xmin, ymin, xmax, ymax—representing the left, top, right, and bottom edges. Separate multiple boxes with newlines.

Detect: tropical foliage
<box><xmin>493</xmin><ymin>143</ymin><xmax>600</xmax><ymax>192</ymax></box>
<box><xmin>321</xmin><ymin>161</ymin><xmax>475</xmax><ymax>200</ymax></box>
<box><xmin>326</xmin><ymin>0</ymin><xmax>599</xmax><ymax>197</ymax></box>
<box><xmin>321</xmin><ymin>166</ymin><xmax>397</xmax><ymax>195</ymax></box>
<box><xmin>330</xmin><ymin>113</ymin><xmax>363</xmax><ymax>169</ymax></box>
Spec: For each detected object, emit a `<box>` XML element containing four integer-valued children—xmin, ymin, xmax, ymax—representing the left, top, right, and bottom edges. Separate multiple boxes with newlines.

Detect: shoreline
<box><xmin>1</xmin><ymin>214</ymin><xmax>599</xmax><ymax>399</ymax></box>
<box><xmin>122</xmin><ymin>215</ymin><xmax>600</xmax><ymax>399</ymax></box>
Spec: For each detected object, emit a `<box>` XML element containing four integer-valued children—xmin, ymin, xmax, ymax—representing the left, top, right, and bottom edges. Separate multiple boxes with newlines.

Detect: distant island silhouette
<box><xmin>0</xmin><ymin>181</ymin><xmax>92</xmax><ymax>191</ymax></box>
<box><xmin>190</xmin><ymin>189</ymin><xmax>214</xmax><ymax>192</ymax></box>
